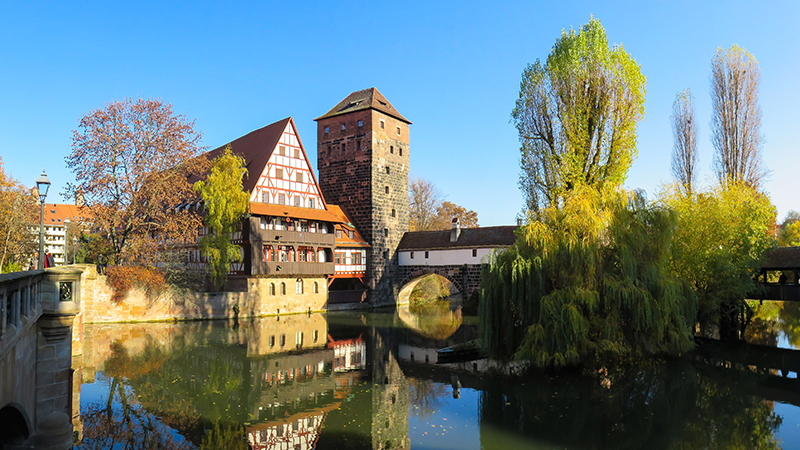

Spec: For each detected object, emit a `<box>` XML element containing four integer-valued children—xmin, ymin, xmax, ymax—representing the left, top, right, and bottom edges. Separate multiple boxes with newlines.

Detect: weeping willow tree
<box><xmin>479</xmin><ymin>186</ymin><xmax>696</xmax><ymax>368</ymax></box>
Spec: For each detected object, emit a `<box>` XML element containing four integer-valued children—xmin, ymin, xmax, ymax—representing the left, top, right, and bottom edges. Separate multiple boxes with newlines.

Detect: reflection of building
<box><xmin>329</xmin><ymin>335</ymin><xmax>367</xmax><ymax>372</ymax></box>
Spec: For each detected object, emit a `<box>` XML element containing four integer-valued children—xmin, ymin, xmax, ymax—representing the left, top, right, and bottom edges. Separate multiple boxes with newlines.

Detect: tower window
<box><xmin>324</xmin><ymin>126</ymin><xmax>329</xmax><ymax>134</ymax></box>
<box><xmin>357</xmin><ymin>140</ymin><xmax>361</xmax><ymax>151</ymax></box>
<box><xmin>400</xmin><ymin>148</ymin><xmax>403</xmax><ymax>157</ymax></box>
<box><xmin>341</xmin><ymin>142</ymin><xmax>346</xmax><ymax>152</ymax></box>
<box><xmin>392</xmin><ymin>208</ymin><xmax>396</xmax><ymax>218</ymax></box>
<box><xmin>358</xmin><ymin>120</ymin><xmax>363</xmax><ymax>127</ymax></box>
<box><xmin>384</xmin><ymin>228</ymin><xmax>388</xmax><ymax>237</ymax></box>
<box><xmin>390</xmin><ymin>146</ymin><xmax>394</xmax><ymax>154</ymax></box>
<box><xmin>341</xmin><ymin>124</ymin><xmax>346</xmax><ymax>131</ymax></box>
<box><xmin>397</xmin><ymin>126</ymin><xmax>401</xmax><ymax>135</ymax></box>
<box><xmin>385</xmin><ymin>186</ymin><xmax>389</xmax><ymax>194</ymax></box>
<box><xmin>327</xmin><ymin>145</ymin><xmax>331</xmax><ymax>154</ymax></box>
<box><xmin>380</xmin><ymin>120</ymin><xmax>385</xmax><ymax>129</ymax></box>
<box><xmin>386</xmin><ymin>166</ymin><xmax>390</xmax><ymax>175</ymax></box>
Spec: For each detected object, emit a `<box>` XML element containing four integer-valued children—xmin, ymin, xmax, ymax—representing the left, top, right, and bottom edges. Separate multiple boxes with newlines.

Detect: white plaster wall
<box><xmin>398</xmin><ymin>248</ymin><xmax>495</xmax><ymax>266</ymax></box>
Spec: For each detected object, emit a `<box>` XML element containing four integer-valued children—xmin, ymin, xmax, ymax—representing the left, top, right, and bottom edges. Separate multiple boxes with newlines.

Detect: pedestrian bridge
<box><xmin>0</xmin><ymin>267</ymin><xmax>82</xmax><ymax>450</ymax></box>
<box><xmin>753</xmin><ymin>246</ymin><xmax>800</xmax><ymax>302</ymax></box>
<box><xmin>394</xmin><ymin>225</ymin><xmax>517</xmax><ymax>303</ymax></box>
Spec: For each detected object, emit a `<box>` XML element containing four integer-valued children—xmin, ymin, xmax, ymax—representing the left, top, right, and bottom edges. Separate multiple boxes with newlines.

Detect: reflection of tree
<box><xmin>478</xmin><ymin>359</ymin><xmax>781</xmax><ymax>449</ymax></box>
<box><xmin>406</xmin><ymin>300</ymin><xmax>462</xmax><ymax>340</ymax></box>
<box><xmin>745</xmin><ymin>302</ymin><xmax>781</xmax><ymax>347</ymax></box>
<box><xmin>779</xmin><ymin>302</ymin><xmax>800</xmax><ymax>349</ymax></box>
<box><xmin>80</xmin><ymin>403</ymin><xmax>193</xmax><ymax>449</ymax></box>
<box><xmin>408</xmin><ymin>378</ymin><xmax>447</xmax><ymax>419</ymax></box>
<box><xmin>200</xmin><ymin>421</ymin><xmax>248</xmax><ymax>450</ymax></box>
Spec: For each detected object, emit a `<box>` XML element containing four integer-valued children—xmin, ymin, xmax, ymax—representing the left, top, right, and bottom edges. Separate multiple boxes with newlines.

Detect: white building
<box><xmin>397</xmin><ymin>221</ymin><xmax>517</xmax><ymax>267</ymax></box>
<box><xmin>29</xmin><ymin>203</ymin><xmax>90</xmax><ymax>266</ymax></box>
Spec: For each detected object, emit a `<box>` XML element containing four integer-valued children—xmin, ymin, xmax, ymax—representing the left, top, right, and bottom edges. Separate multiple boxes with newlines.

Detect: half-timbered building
<box><xmin>196</xmin><ymin>117</ymin><xmax>344</xmax><ymax>306</ymax></box>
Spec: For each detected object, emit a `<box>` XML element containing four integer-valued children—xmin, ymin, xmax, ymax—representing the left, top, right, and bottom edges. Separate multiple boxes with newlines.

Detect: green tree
<box><xmin>193</xmin><ymin>147</ymin><xmax>249</xmax><ymax>290</ymax></box>
<box><xmin>661</xmin><ymin>182</ymin><xmax>776</xmax><ymax>337</ymax></box>
<box><xmin>480</xmin><ymin>186</ymin><xmax>696</xmax><ymax>367</ymax></box>
<box><xmin>511</xmin><ymin>16</ymin><xmax>646</xmax><ymax>211</ymax></box>
<box><xmin>778</xmin><ymin>210</ymin><xmax>800</xmax><ymax>247</ymax></box>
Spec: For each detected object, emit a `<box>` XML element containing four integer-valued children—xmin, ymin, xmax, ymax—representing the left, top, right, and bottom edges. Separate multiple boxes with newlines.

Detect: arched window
<box><xmin>296</xmin><ymin>278</ymin><xmax>303</xmax><ymax>294</ymax></box>
<box><xmin>313</xmin><ymin>282</ymin><xmax>319</xmax><ymax>294</ymax></box>
<box><xmin>269</xmin><ymin>283</ymin><xmax>275</xmax><ymax>295</ymax></box>
<box><xmin>280</xmin><ymin>282</ymin><xmax>286</xmax><ymax>295</ymax></box>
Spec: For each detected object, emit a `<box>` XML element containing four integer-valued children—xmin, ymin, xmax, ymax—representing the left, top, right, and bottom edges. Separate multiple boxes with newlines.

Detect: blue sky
<box><xmin>1</xmin><ymin>1</ymin><xmax>798</xmax><ymax>226</ymax></box>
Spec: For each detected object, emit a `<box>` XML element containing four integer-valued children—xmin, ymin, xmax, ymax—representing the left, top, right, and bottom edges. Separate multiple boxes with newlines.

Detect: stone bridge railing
<box><xmin>0</xmin><ymin>267</ymin><xmax>83</xmax><ymax>450</ymax></box>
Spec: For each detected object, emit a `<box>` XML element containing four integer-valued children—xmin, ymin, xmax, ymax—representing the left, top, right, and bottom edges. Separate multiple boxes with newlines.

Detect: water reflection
<box><xmin>72</xmin><ymin>305</ymin><xmax>800</xmax><ymax>449</ymax></box>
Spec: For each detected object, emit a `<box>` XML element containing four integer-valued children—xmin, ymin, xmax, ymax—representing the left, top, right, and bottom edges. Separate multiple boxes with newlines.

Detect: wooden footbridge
<box><xmin>752</xmin><ymin>246</ymin><xmax>800</xmax><ymax>302</ymax></box>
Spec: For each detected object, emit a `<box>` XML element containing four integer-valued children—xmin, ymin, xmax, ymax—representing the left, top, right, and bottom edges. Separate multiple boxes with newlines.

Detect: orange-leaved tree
<box><xmin>65</xmin><ymin>98</ymin><xmax>208</xmax><ymax>264</ymax></box>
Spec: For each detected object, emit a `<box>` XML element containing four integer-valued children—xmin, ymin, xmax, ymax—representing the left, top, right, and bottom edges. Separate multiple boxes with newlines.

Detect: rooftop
<box><xmin>314</xmin><ymin>87</ymin><xmax>411</xmax><ymax>124</ymax></box>
<box><xmin>397</xmin><ymin>226</ymin><xmax>518</xmax><ymax>251</ymax></box>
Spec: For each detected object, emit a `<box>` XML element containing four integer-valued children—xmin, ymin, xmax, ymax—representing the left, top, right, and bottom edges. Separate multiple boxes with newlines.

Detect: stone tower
<box><xmin>315</xmin><ymin>88</ymin><xmax>410</xmax><ymax>303</ymax></box>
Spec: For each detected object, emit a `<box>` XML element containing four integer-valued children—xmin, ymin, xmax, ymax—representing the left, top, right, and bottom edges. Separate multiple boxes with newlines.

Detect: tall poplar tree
<box><xmin>670</xmin><ymin>89</ymin><xmax>698</xmax><ymax>193</ymax></box>
<box><xmin>512</xmin><ymin>17</ymin><xmax>646</xmax><ymax>211</ymax></box>
<box><xmin>193</xmin><ymin>147</ymin><xmax>249</xmax><ymax>290</ymax></box>
<box><xmin>710</xmin><ymin>45</ymin><xmax>766</xmax><ymax>189</ymax></box>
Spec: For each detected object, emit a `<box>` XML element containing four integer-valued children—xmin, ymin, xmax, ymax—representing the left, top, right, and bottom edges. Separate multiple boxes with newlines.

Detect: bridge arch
<box><xmin>0</xmin><ymin>402</ymin><xmax>32</xmax><ymax>445</ymax></box>
<box><xmin>397</xmin><ymin>269</ymin><xmax>463</xmax><ymax>305</ymax></box>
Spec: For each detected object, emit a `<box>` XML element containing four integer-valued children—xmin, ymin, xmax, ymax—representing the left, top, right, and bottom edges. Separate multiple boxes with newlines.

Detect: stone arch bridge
<box><xmin>393</xmin><ymin>225</ymin><xmax>518</xmax><ymax>304</ymax></box>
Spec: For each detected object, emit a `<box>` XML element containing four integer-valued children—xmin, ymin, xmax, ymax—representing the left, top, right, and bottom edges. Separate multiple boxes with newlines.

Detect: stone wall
<box><xmin>398</xmin><ymin>264</ymin><xmax>485</xmax><ymax>300</ymax></box>
<box><xmin>78</xmin><ymin>264</ymin><xmax>328</xmax><ymax>323</ymax></box>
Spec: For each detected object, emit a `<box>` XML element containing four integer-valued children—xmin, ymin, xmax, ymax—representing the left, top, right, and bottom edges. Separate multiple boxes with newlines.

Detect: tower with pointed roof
<box><xmin>315</xmin><ymin>88</ymin><xmax>410</xmax><ymax>303</ymax></box>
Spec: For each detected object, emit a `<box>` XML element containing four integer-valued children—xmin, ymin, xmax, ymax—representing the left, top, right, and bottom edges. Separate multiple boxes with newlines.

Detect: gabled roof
<box><xmin>193</xmin><ymin>117</ymin><xmax>293</xmax><ymax>196</ymax></box>
<box><xmin>761</xmin><ymin>246</ymin><xmax>800</xmax><ymax>270</ymax></box>
<box><xmin>327</xmin><ymin>205</ymin><xmax>370</xmax><ymax>248</ymax></box>
<box><xmin>314</xmin><ymin>87</ymin><xmax>411</xmax><ymax>124</ymax></box>
<box><xmin>397</xmin><ymin>226</ymin><xmax>518</xmax><ymax>251</ymax></box>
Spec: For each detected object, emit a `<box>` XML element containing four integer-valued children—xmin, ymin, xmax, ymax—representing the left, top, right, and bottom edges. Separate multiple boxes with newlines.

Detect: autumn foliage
<box><xmin>65</xmin><ymin>98</ymin><xmax>209</xmax><ymax>264</ymax></box>
<box><xmin>106</xmin><ymin>265</ymin><xmax>167</xmax><ymax>303</ymax></box>
<box><xmin>0</xmin><ymin>158</ymin><xmax>38</xmax><ymax>271</ymax></box>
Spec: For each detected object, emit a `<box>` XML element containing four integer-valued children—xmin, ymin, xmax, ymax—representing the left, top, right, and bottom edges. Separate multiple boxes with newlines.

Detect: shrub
<box><xmin>106</xmin><ymin>265</ymin><xmax>167</xmax><ymax>303</ymax></box>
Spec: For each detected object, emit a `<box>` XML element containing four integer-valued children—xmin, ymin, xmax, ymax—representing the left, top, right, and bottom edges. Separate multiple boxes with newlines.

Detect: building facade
<box><xmin>315</xmin><ymin>88</ymin><xmax>411</xmax><ymax>304</ymax></box>
<box><xmin>29</xmin><ymin>203</ymin><xmax>91</xmax><ymax>266</ymax></box>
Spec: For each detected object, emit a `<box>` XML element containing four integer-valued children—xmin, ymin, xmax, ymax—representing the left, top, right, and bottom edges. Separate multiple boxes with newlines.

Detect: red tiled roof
<box><xmin>249</xmin><ymin>202</ymin><xmax>344</xmax><ymax>224</ymax></box>
<box><xmin>314</xmin><ymin>87</ymin><xmax>411</xmax><ymax>124</ymax></box>
<box><xmin>327</xmin><ymin>205</ymin><xmax>370</xmax><ymax>248</ymax></box>
<box><xmin>42</xmin><ymin>203</ymin><xmax>92</xmax><ymax>225</ymax></box>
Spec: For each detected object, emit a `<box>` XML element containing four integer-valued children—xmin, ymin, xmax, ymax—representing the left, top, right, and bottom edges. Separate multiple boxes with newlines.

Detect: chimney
<box><xmin>450</xmin><ymin>217</ymin><xmax>461</xmax><ymax>242</ymax></box>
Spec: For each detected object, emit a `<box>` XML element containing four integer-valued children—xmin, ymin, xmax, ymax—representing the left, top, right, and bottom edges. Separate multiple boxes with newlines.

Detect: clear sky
<box><xmin>1</xmin><ymin>1</ymin><xmax>798</xmax><ymax>226</ymax></box>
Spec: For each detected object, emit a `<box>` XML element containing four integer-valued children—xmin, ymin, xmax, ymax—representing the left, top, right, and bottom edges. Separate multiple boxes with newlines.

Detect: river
<box><xmin>72</xmin><ymin>300</ymin><xmax>800</xmax><ymax>449</ymax></box>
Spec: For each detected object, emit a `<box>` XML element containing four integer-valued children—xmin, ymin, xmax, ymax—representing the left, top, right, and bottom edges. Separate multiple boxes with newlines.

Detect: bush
<box><xmin>106</xmin><ymin>265</ymin><xmax>167</xmax><ymax>303</ymax></box>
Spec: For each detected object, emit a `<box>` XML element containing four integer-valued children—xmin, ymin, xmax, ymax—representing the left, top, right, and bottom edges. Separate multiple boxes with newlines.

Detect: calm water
<box><xmin>72</xmin><ymin>301</ymin><xmax>800</xmax><ymax>449</ymax></box>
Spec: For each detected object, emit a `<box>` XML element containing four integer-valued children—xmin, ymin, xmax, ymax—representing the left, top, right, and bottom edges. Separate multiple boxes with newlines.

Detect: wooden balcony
<box><xmin>253</xmin><ymin>261</ymin><xmax>335</xmax><ymax>277</ymax></box>
<box><xmin>257</xmin><ymin>229</ymin><xmax>336</xmax><ymax>248</ymax></box>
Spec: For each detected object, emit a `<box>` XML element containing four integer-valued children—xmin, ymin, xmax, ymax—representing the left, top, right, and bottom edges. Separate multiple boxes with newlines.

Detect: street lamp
<box><xmin>36</xmin><ymin>171</ymin><xmax>50</xmax><ymax>270</ymax></box>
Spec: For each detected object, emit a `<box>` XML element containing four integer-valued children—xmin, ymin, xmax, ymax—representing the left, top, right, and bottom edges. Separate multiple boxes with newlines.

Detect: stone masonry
<box><xmin>316</xmin><ymin>89</ymin><xmax>410</xmax><ymax>305</ymax></box>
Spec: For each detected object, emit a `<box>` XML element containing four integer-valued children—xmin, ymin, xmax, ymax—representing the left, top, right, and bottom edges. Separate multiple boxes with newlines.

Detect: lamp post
<box><xmin>36</xmin><ymin>171</ymin><xmax>50</xmax><ymax>270</ymax></box>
